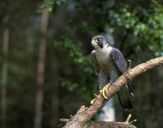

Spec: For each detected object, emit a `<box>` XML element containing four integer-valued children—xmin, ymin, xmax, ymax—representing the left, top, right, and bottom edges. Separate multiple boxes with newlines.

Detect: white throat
<box><xmin>95</xmin><ymin>45</ymin><xmax>112</xmax><ymax>62</ymax></box>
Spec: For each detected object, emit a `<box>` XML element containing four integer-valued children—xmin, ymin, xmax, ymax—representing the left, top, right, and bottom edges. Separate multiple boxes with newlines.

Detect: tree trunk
<box><xmin>34</xmin><ymin>10</ymin><xmax>49</xmax><ymax>128</ymax></box>
<box><xmin>1</xmin><ymin>18</ymin><xmax>9</xmax><ymax>128</ymax></box>
<box><xmin>51</xmin><ymin>57</ymin><xmax>59</xmax><ymax>127</ymax></box>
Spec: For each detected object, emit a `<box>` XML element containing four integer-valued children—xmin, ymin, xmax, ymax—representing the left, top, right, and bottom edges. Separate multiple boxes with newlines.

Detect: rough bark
<box><xmin>63</xmin><ymin>56</ymin><xmax>163</xmax><ymax>128</ymax></box>
<box><xmin>87</xmin><ymin>121</ymin><xmax>135</xmax><ymax>128</ymax></box>
<box><xmin>34</xmin><ymin>10</ymin><xmax>49</xmax><ymax>128</ymax></box>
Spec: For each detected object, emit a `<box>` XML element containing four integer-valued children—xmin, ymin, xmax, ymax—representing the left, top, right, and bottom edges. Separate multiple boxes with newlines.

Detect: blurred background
<box><xmin>0</xmin><ymin>0</ymin><xmax>163</xmax><ymax>128</ymax></box>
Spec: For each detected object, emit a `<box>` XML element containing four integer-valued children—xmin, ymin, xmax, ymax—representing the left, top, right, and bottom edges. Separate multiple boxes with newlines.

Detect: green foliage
<box><xmin>40</xmin><ymin>0</ymin><xmax>55</xmax><ymax>11</ymax></box>
<box><xmin>60</xmin><ymin>78</ymin><xmax>78</xmax><ymax>92</ymax></box>
<box><xmin>54</xmin><ymin>39</ymin><xmax>97</xmax><ymax>96</ymax></box>
<box><xmin>54</xmin><ymin>39</ymin><xmax>95</xmax><ymax>75</ymax></box>
<box><xmin>110</xmin><ymin>3</ymin><xmax>163</xmax><ymax>56</ymax></box>
<box><xmin>39</xmin><ymin>0</ymin><xmax>67</xmax><ymax>11</ymax></box>
<box><xmin>62</xmin><ymin>39</ymin><xmax>94</xmax><ymax>74</ymax></box>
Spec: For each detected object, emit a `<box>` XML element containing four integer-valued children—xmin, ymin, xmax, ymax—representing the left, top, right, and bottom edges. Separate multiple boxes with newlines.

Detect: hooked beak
<box><xmin>91</xmin><ymin>39</ymin><xmax>98</xmax><ymax>46</ymax></box>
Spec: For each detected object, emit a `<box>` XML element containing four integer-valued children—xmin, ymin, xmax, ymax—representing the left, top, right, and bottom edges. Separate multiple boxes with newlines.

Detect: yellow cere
<box><xmin>91</xmin><ymin>39</ymin><xmax>98</xmax><ymax>46</ymax></box>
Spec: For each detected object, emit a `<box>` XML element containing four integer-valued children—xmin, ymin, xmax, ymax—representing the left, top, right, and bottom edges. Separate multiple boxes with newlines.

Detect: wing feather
<box><xmin>111</xmin><ymin>48</ymin><xmax>127</xmax><ymax>73</ymax></box>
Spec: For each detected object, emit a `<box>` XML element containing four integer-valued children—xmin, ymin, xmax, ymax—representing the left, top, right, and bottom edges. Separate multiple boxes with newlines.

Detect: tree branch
<box><xmin>63</xmin><ymin>56</ymin><xmax>163</xmax><ymax>128</ymax></box>
<box><xmin>87</xmin><ymin>121</ymin><xmax>136</xmax><ymax>128</ymax></box>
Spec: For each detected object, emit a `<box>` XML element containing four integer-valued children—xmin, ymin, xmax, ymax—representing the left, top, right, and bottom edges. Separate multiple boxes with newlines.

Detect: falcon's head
<box><xmin>91</xmin><ymin>35</ymin><xmax>109</xmax><ymax>49</ymax></box>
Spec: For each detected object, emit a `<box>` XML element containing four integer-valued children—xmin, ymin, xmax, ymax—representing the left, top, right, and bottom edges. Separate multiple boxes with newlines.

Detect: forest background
<box><xmin>0</xmin><ymin>0</ymin><xmax>163</xmax><ymax>128</ymax></box>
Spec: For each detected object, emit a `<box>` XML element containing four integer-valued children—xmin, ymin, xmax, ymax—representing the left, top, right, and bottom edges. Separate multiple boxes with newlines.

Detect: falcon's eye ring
<box><xmin>96</xmin><ymin>38</ymin><xmax>102</xmax><ymax>42</ymax></box>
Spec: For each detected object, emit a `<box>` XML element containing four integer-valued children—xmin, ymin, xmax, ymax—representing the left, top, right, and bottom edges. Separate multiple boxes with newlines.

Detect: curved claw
<box><xmin>99</xmin><ymin>84</ymin><xmax>111</xmax><ymax>99</ymax></box>
<box><xmin>127</xmin><ymin>60</ymin><xmax>132</xmax><ymax>69</ymax></box>
<box><xmin>90</xmin><ymin>94</ymin><xmax>99</xmax><ymax>104</ymax></box>
<box><xmin>101</xmin><ymin>87</ymin><xmax>108</xmax><ymax>99</ymax></box>
<box><xmin>90</xmin><ymin>98</ymin><xmax>96</xmax><ymax>104</ymax></box>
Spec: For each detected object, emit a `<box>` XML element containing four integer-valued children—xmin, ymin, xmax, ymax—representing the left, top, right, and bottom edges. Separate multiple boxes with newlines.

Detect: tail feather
<box><xmin>126</xmin><ymin>83</ymin><xmax>135</xmax><ymax>99</ymax></box>
<box><xmin>117</xmin><ymin>84</ymin><xmax>133</xmax><ymax>111</ymax></box>
<box><xmin>117</xmin><ymin>93</ymin><xmax>133</xmax><ymax>111</ymax></box>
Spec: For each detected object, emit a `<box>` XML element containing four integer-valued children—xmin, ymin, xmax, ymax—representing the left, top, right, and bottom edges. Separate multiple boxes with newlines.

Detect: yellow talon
<box><xmin>99</xmin><ymin>84</ymin><xmax>111</xmax><ymax>99</ymax></box>
<box><xmin>91</xmin><ymin>84</ymin><xmax>111</xmax><ymax>103</ymax></box>
<box><xmin>90</xmin><ymin>98</ymin><xmax>96</xmax><ymax>104</ymax></box>
<box><xmin>90</xmin><ymin>94</ymin><xmax>99</xmax><ymax>104</ymax></box>
<box><xmin>99</xmin><ymin>88</ymin><xmax>108</xmax><ymax>99</ymax></box>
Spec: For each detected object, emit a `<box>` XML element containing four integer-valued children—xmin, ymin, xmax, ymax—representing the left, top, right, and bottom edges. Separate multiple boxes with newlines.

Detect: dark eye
<box><xmin>97</xmin><ymin>38</ymin><xmax>102</xmax><ymax>42</ymax></box>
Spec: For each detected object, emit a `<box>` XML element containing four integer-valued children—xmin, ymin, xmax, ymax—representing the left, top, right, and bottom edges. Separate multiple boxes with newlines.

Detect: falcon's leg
<box><xmin>100</xmin><ymin>69</ymin><xmax>119</xmax><ymax>99</ymax></box>
<box><xmin>99</xmin><ymin>71</ymin><xmax>110</xmax><ymax>99</ymax></box>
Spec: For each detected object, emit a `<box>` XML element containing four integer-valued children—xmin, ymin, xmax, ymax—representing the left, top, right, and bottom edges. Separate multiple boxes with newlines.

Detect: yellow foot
<box><xmin>125</xmin><ymin>114</ymin><xmax>137</xmax><ymax>127</ymax></box>
<box><xmin>99</xmin><ymin>83</ymin><xmax>111</xmax><ymax>99</ymax></box>
<box><xmin>127</xmin><ymin>60</ymin><xmax>132</xmax><ymax>69</ymax></box>
<box><xmin>90</xmin><ymin>94</ymin><xmax>99</xmax><ymax>104</ymax></box>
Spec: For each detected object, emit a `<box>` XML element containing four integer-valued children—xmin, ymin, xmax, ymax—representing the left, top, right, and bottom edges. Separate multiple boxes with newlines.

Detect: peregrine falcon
<box><xmin>90</xmin><ymin>35</ymin><xmax>134</xmax><ymax>110</ymax></box>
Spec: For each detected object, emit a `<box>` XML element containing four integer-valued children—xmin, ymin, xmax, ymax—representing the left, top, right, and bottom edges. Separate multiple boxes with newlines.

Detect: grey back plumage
<box><xmin>111</xmin><ymin>48</ymin><xmax>127</xmax><ymax>73</ymax></box>
<box><xmin>90</xmin><ymin>45</ymin><xmax>133</xmax><ymax>110</ymax></box>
